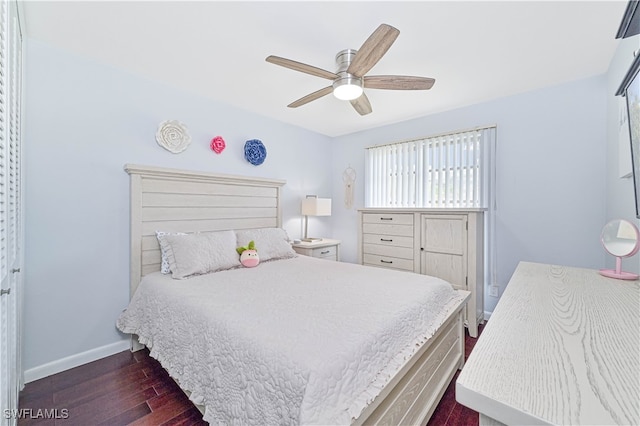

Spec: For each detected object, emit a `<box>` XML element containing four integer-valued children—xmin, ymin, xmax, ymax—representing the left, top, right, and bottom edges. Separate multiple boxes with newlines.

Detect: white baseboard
<box><xmin>24</xmin><ymin>340</ymin><xmax>130</xmax><ymax>384</ymax></box>
<box><xmin>484</xmin><ymin>311</ymin><xmax>493</xmax><ymax>321</ymax></box>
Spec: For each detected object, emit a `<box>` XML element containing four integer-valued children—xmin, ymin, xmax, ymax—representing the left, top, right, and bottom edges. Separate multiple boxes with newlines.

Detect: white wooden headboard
<box><xmin>125</xmin><ymin>164</ymin><xmax>286</xmax><ymax>297</ymax></box>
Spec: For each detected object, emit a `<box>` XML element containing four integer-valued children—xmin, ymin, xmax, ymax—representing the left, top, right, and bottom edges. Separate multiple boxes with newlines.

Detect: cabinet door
<box><xmin>420</xmin><ymin>215</ymin><xmax>467</xmax><ymax>288</ymax></box>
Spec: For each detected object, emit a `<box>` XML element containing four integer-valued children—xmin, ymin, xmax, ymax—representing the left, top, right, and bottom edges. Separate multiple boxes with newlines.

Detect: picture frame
<box><xmin>617</xmin><ymin>52</ymin><xmax>640</xmax><ymax>218</ymax></box>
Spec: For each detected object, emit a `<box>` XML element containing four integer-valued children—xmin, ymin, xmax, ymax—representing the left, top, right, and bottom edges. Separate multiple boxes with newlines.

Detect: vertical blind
<box><xmin>0</xmin><ymin>0</ymin><xmax>7</xmax><ymax>283</ymax></box>
<box><xmin>0</xmin><ymin>0</ymin><xmax>22</xmax><ymax>421</ymax></box>
<box><xmin>365</xmin><ymin>126</ymin><xmax>496</xmax><ymax>209</ymax></box>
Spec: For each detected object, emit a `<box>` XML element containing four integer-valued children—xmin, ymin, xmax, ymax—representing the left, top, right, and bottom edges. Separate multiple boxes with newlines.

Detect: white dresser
<box><xmin>358</xmin><ymin>208</ymin><xmax>484</xmax><ymax>337</ymax></box>
<box><xmin>456</xmin><ymin>262</ymin><xmax>640</xmax><ymax>425</ymax></box>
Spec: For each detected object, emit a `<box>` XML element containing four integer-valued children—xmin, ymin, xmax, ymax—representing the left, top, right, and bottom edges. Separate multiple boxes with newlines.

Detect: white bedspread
<box><xmin>116</xmin><ymin>256</ymin><xmax>461</xmax><ymax>425</ymax></box>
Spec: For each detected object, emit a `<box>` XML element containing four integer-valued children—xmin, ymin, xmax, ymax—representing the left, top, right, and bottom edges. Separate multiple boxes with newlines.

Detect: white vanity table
<box><xmin>456</xmin><ymin>261</ymin><xmax>640</xmax><ymax>425</ymax></box>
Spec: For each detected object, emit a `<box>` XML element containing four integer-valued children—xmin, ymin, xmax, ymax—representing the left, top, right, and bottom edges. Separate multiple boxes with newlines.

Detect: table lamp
<box><xmin>301</xmin><ymin>195</ymin><xmax>331</xmax><ymax>242</ymax></box>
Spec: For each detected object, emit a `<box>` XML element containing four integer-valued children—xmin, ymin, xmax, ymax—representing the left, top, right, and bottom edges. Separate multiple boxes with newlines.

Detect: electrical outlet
<box><xmin>489</xmin><ymin>286</ymin><xmax>499</xmax><ymax>297</ymax></box>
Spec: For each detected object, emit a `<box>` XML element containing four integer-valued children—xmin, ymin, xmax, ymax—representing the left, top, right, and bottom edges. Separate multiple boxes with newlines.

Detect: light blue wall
<box><xmin>23</xmin><ymin>40</ymin><xmax>333</xmax><ymax>371</ymax></box>
<box><xmin>331</xmin><ymin>75</ymin><xmax>608</xmax><ymax>313</ymax></box>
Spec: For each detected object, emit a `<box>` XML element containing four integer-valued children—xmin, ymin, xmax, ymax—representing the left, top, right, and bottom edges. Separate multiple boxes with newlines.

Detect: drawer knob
<box><xmin>380</xmin><ymin>260</ymin><xmax>393</xmax><ymax>264</ymax></box>
<box><xmin>320</xmin><ymin>250</ymin><xmax>330</xmax><ymax>255</ymax></box>
<box><xmin>380</xmin><ymin>238</ymin><xmax>393</xmax><ymax>242</ymax></box>
<box><xmin>380</xmin><ymin>217</ymin><xmax>393</xmax><ymax>221</ymax></box>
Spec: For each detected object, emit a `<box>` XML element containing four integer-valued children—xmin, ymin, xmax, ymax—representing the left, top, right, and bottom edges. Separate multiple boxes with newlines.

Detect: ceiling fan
<box><xmin>266</xmin><ymin>23</ymin><xmax>435</xmax><ymax>116</ymax></box>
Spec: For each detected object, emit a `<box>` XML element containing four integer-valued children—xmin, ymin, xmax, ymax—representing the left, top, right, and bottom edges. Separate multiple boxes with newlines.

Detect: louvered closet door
<box><xmin>0</xmin><ymin>1</ymin><xmax>22</xmax><ymax>424</ymax></box>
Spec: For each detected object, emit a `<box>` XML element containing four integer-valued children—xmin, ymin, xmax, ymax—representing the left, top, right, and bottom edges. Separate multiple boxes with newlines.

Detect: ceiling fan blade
<box><xmin>266</xmin><ymin>55</ymin><xmax>338</xmax><ymax>80</ymax></box>
<box><xmin>288</xmin><ymin>86</ymin><xmax>333</xmax><ymax>108</ymax></box>
<box><xmin>347</xmin><ymin>24</ymin><xmax>400</xmax><ymax>78</ymax></box>
<box><xmin>364</xmin><ymin>75</ymin><xmax>436</xmax><ymax>90</ymax></box>
<box><xmin>350</xmin><ymin>93</ymin><xmax>372</xmax><ymax>116</ymax></box>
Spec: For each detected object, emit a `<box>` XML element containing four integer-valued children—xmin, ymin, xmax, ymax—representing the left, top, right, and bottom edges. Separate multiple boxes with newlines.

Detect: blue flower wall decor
<box><xmin>244</xmin><ymin>139</ymin><xmax>267</xmax><ymax>166</ymax></box>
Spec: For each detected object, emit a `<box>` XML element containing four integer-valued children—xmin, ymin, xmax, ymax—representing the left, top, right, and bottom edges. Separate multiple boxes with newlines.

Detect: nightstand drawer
<box><xmin>291</xmin><ymin>239</ymin><xmax>341</xmax><ymax>261</ymax></box>
<box><xmin>311</xmin><ymin>245</ymin><xmax>337</xmax><ymax>260</ymax></box>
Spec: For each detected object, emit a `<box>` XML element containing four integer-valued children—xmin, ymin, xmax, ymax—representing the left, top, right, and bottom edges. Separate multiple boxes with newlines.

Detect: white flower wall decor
<box><xmin>156</xmin><ymin>120</ymin><xmax>191</xmax><ymax>153</ymax></box>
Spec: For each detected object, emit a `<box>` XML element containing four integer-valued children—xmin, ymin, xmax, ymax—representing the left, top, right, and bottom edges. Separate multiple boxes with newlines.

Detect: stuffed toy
<box><xmin>236</xmin><ymin>240</ymin><xmax>260</xmax><ymax>268</ymax></box>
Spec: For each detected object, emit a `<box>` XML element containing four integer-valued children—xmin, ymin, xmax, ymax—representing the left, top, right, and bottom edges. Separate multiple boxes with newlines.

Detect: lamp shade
<box><xmin>301</xmin><ymin>197</ymin><xmax>331</xmax><ymax>216</ymax></box>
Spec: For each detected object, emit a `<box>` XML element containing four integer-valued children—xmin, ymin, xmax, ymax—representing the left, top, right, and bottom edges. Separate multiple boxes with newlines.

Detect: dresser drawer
<box><xmin>363</xmin><ymin>243</ymin><xmax>414</xmax><ymax>260</ymax></box>
<box><xmin>362</xmin><ymin>223</ymin><xmax>414</xmax><ymax>237</ymax></box>
<box><xmin>363</xmin><ymin>233</ymin><xmax>414</xmax><ymax>248</ymax></box>
<box><xmin>362</xmin><ymin>212</ymin><xmax>414</xmax><ymax>225</ymax></box>
<box><xmin>363</xmin><ymin>253</ymin><xmax>413</xmax><ymax>271</ymax></box>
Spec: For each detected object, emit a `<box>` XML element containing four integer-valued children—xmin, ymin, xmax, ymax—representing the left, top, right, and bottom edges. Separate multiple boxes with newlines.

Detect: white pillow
<box><xmin>236</xmin><ymin>228</ymin><xmax>297</xmax><ymax>262</ymax></box>
<box><xmin>159</xmin><ymin>230</ymin><xmax>241</xmax><ymax>279</ymax></box>
<box><xmin>156</xmin><ymin>231</ymin><xmax>186</xmax><ymax>274</ymax></box>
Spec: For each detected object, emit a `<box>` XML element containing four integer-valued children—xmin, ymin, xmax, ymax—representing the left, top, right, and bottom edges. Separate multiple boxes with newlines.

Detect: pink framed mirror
<box><xmin>599</xmin><ymin>219</ymin><xmax>640</xmax><ymax>280</ymax></box>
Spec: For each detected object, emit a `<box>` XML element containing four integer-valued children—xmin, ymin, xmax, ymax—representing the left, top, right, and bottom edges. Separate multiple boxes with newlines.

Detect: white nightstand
<box><xmin>291</xmin><ymin>239</ymin><xmax>341</xmax><ymax>261</ymax></box>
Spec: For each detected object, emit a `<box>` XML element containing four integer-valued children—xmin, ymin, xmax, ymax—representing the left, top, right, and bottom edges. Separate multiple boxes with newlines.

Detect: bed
<box><xmin>117</xmin><ymin>164</ymin><xmax>470</xmax><ymax>425</ymax></box>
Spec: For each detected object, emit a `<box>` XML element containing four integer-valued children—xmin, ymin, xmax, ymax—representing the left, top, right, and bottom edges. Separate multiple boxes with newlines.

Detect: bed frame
<box><xmin>124</xmin><ymin>163</ymin><xmax>469</xmax><ymax>425</ymax></box>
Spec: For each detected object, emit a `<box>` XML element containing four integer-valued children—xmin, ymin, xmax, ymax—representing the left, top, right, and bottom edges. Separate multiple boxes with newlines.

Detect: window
<box><xmin>365</xmin><ymin>126</ymin><xmax>496</xmax><ymax>209</ymax></box>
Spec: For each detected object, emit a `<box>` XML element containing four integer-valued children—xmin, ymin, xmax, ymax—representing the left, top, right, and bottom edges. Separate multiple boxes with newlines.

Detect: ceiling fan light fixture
<box><xmin>266</xmin><ymin>24</ymin><xmax>434</xmax><ymax>116</ymax></box>
<box><xmin>333</xmin><ymin>76</ymin><xmax>363</xmax><ymax>101</ymax></box>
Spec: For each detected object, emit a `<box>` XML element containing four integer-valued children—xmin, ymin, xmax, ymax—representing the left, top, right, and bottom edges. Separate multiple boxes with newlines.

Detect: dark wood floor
<box><xmin>19</xmin><ymin>325</ymin><xmax>483</xmax><ymax>425</ymax></box>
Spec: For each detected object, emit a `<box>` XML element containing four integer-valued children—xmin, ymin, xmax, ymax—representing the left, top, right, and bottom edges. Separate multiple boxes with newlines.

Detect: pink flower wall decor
<box><xmin>210</xmin><ymin>136</ymin><xmax>226</xmax><ymax>154</ymax></box>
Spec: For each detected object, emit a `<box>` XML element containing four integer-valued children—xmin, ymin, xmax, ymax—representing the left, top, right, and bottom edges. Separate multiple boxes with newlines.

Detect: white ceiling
<box><xmin>23</xmin><ymin>1</ymin><xmax>628</xmax><ymax>137</ymax></box>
